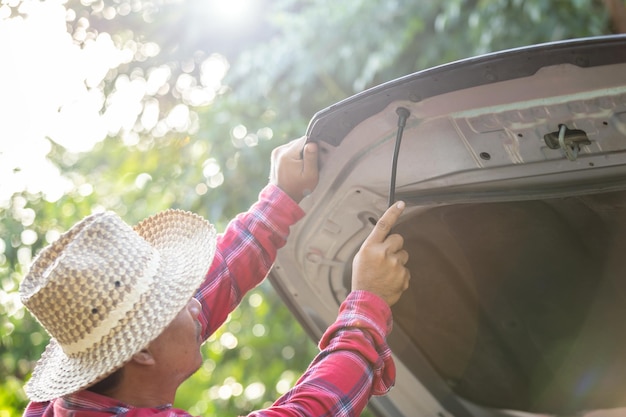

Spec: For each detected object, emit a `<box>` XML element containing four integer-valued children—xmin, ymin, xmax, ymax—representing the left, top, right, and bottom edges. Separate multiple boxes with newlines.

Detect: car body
<box><xmin>268</xmin><ymin>35</ymin><xmax>626</xmax><ymax>417</ymax></box>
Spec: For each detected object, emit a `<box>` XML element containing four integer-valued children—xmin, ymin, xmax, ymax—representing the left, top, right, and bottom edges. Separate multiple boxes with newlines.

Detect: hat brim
<box><xmin>24</xmin><ymin>210</ymin><xmax>217</xmax><ymax>402</ymax></box>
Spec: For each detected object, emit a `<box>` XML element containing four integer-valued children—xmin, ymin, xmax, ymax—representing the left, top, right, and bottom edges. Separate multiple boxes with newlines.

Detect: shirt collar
<box><xmin>57</xmin><ymin>390</ymin><xmax>172</xmax><ymax>415</ymax></box>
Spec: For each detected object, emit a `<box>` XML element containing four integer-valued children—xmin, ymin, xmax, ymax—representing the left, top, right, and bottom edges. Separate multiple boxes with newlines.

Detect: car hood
<box><xmin>269</xmin><ymin>35</ymin><xmax>626</xmax><ymax>417</ymax></box>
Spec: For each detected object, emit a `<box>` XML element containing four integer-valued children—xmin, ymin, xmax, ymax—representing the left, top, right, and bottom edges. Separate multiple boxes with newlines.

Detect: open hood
<box><xmin>269</xmin><ymin>35</ymin><xmax>626</xmax><ymax>417</ymax></box>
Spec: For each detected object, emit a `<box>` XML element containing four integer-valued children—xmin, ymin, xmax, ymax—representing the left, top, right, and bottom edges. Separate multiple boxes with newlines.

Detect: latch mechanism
<box><xmin>543</xmin><ymin>124</ymin><xmax>591</xmax><ymax>161</ymax></box>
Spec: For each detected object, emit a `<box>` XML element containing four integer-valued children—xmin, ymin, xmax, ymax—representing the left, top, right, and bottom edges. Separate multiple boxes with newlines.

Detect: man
<box><xmin>21</xmin><ymin>136</ymin><xmax>410</xmax><ymax>416</ymax></box>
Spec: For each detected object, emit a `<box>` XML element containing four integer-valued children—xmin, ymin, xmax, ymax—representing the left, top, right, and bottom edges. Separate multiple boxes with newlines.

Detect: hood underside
<box><xmin>269</xmin><ymin>36</ymin><xmax>626</xmax><ymax>417</ymax></box>
<box><xmin>392</xmin><ymin>190</ymin><xmax>626</xmax><ymax>413</ymax></box>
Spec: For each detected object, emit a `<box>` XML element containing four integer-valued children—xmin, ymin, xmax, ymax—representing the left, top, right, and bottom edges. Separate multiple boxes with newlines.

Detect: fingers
<box><xmin>269</xmin><ymin>136</ymin><xmax>320</xmax><ymax>203</ymax></box>
<box><xmin>350</xmin><ymin>201</ymin><xmax>410</xmax><ymax>306</ymax></box>
<box><xmin>365</xmin><ymin>201</ymin><xmax>405</xmax><ymax>244</ymax></box>
<box><xmin>396</xmin><ymin>248</ymin><xmax>410</xmax><ymax>266</ymax></box>
<box><xmin>286</xmin><ymin>136</ymin><xmax>307</xmax><ymax>160</ymax></box>
<box><xmin>403</xmin><ymin>268</ymin><xmax>411</xmax><ymax>291</ymax></box>
<box><xmin>385</xmin><ymin>233</ymin><xmax>405</xmax><ymax>254</ymax></box>
<box><xmin>272</xmin><ymin>136</ymin><xmax>305</xmax><ymax>162</ymax></box>
<box><xmin>301</xmin><ymin>142</ymin><xmax>318</xmax><ymax>176</ymax></box>
<box><xmin>278</xmin><ymin>136</ymin><xmax>318</xmax><ymax>173</ymax></box>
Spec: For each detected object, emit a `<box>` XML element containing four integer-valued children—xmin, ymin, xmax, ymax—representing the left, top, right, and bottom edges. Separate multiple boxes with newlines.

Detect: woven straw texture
<box><xmin>20</xmin><ymin>209</ymin><xmax>216</xmax><ymax>402</ymax></box>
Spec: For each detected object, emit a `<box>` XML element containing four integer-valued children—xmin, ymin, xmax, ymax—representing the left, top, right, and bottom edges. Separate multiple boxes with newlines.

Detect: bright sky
<box><xmin>0</xmin><ymin>0</ymin><xmax>230</xmax><ymax>206</ymax></box>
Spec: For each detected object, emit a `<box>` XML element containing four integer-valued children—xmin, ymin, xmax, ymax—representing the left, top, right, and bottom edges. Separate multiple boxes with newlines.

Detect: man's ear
<box><xmin>131</xmin><ymin>349</ymin><xmax>156</xmax><ymax>366</ymax></box>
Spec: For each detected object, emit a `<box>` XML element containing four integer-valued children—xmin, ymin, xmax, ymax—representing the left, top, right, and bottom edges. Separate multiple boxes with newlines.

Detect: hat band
<box><xmin>61</xmin><ymin>250</ymin><xmax>161</xmax><ymax>356</ymax></box>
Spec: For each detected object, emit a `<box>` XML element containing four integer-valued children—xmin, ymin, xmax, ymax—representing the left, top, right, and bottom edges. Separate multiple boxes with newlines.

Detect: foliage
<box><xmin>0</xmin><ymin>0</ymin><xmax>622</xmax><ymax>416</ymax></box>
<box><xmin>229</xmin><ymin>0</ymin><xmax>610</xmax><ymax>118</ymax></box>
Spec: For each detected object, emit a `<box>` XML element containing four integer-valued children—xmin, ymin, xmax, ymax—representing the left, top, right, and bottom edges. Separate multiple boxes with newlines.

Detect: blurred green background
<box><xmin>1</xmin><ymin>0</ymin><xmax>624</xmax><ymax>416</ymax></box>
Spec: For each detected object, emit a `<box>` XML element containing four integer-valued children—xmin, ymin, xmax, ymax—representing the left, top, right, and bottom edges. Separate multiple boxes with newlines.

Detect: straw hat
<box><xmin>19</xmin><ymin>209</ymin><xmax>217</xmax><ymax>402</ymax></box>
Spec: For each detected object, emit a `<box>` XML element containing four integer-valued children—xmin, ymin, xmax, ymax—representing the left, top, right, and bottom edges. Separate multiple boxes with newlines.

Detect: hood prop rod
<box><xmin>388</xmin><ymin>107</ymin><xmax>411</xmax><ymax>207</ymax></box>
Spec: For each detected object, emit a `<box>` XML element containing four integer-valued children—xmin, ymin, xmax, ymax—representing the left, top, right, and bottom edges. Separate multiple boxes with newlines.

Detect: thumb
<box><xmin>365</xmin><ymin>201</ymin><xmax>405</xmax><ymax>244</ymax></box>
<box><xmin>301</xmin><ymin>142</ymin><xmax>319</xmax><ymax>174</ymax></box>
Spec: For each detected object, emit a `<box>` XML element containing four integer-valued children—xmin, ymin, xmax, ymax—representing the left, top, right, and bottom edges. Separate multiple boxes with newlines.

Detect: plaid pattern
<box><xmin>23</xmin><ymin>184</ymin><xmax>395</xmax><ymax>417</ymax></box>
<box><xmin>250</xmin><ymin>290</ymin><xmax>394</xmax><ymax>417</ymax></box>
<box><xmin>195</xmin><ymin>184</ymin><xmax>305</xmax><ymax>341</ymax></box>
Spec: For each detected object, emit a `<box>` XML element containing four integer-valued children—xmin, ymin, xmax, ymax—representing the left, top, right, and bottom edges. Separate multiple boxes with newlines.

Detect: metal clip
<box><xmin>543</xmin><ymin>124</ymin><xmax>591</xmax><ymax>162</ymax></box>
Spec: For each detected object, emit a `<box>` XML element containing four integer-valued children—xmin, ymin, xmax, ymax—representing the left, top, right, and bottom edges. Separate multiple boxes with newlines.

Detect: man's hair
<box><xmin>86</xmin><ymin>368</ymin><xmax>124</xmax><ymax>395</ymax></box>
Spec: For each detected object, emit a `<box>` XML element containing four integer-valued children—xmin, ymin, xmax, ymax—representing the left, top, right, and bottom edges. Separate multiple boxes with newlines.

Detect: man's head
<box><xmin>87</xmin><ymin>296</ymin><xmax>205</xmax><ymax>398</ymax></box>
<box><xmin>19</xmin><ymin>209</ymin><xmax>217</xmax><ymax>402</ymax></box>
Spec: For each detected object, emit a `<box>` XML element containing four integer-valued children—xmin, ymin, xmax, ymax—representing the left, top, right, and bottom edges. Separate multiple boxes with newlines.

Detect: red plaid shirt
<box><xmin>23</xmin><ymin>184</ymin><xmax>395</xmax><ymax>417</ymax></box>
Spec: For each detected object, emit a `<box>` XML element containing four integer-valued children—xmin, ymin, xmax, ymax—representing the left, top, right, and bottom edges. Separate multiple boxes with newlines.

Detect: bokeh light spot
<box><xmin>244</xmin><ymin>382</ymin><xmax>265</xmax><ymax>401</ymax></box>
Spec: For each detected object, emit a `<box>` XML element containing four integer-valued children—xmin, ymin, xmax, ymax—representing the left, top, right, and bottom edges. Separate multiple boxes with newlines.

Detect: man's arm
<box><xmin>248</xmin><ymin>202</ymin><xmax>410</xmax><ymax>417</ymax></box>
<box><xmin>249</xmin><ymin>291</ymin><xmax>393</xmax><ymax>417</ymax></box>
<box><xmin>195</xmin><ymin>137</ymin><xmax>319</xmax><ymax>339</ymax></box>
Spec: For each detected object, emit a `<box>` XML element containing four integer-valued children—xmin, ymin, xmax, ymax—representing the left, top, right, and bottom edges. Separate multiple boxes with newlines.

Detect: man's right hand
<box><xmin>351</xmin><ymin>201</ymin><xmax>410</xmax><ymax>306</ymax></box>
<box><xmin>269</xmin><ymin>136</ymin><xmax>319</xmax><ymax>203</ymax></box>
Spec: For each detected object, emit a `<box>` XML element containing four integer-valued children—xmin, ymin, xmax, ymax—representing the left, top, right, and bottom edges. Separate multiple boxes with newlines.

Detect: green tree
<box><xmin>1</xmin><ymin>0</ymin><xmax>623</xmax><ymax>416</ymax></box>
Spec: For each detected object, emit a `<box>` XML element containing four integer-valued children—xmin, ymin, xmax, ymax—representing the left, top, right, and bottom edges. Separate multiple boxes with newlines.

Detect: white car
<box><xmin>269</xmin><ymin>35</ymin><xmax>626</xmax><ymax>417</ymax></box>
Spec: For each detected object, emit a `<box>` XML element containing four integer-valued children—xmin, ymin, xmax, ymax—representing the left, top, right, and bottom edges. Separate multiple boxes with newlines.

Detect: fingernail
<box><xmin>396</xmin><ymin>201</ymin><xmax>405</xmax><ymax>209</ymax></box>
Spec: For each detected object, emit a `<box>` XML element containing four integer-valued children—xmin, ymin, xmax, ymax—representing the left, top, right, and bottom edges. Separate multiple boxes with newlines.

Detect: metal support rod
<box><xmin>388</xmin><ymin>107</ymin><xmax>411</xmax><ymax>207</ymax></box>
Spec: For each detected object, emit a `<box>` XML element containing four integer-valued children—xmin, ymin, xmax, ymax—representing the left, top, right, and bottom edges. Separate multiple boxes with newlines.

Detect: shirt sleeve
<box><xmin>23</xmin><ymin>293</ymin><xmax>394</xmax><ymax>417</ymax></box>
<box><xmin>246</xmin><ymin>290</ymin><xmax>396</xmax><ymax>417</ymax></box>
<box><xmin>22</xmin><ymin>401</ymin><xmax>48</xmax><ymax>417</ymax></box>
<box><xmin>195</xmin><ymin>183</ymin><xmax>305</xmax><ymax>340</ymax></box>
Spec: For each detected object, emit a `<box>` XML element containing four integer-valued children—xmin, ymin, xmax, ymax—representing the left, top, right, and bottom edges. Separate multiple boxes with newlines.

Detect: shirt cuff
<box><xmin>259</xmin><ymin>183</ymin><xmax>306</xmax><ymax>223</ymax></box>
